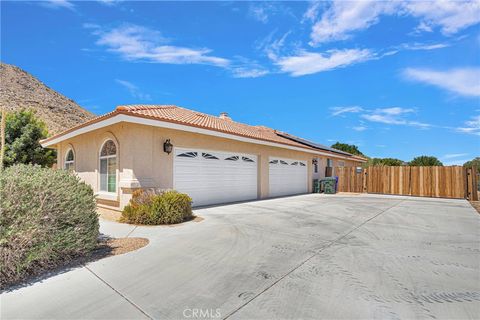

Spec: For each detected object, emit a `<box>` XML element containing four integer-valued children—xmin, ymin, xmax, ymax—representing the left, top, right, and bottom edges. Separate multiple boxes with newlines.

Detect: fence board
<box><xmin>336</xmin><ymin>165</ymin><xmax>468</xmax><ymax>199</ymax></box>
<box><xmin>336</xmin><ymin>167</ymin><xmax>363</xmax><ymax>193</ymax></box>
<box><xmin>466</xmin><ymin>167</ymin><xmax>479</xmax><ymax>201</ymax></box>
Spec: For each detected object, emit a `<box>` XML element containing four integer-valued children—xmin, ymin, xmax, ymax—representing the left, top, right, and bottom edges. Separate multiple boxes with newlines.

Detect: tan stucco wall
<box><xmin>56</xmin><ymin>122</ymin><xmax>363</xmax><ymax>211</ymax></box>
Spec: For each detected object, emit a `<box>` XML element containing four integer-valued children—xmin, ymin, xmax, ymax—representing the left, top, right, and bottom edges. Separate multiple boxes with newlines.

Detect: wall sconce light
<box><xmin>163</xmin><ymin>139</ymin><xmax>173</xmax><ymax>154</ymax></box>
<box><xmin>312</xmin><ymin>159</ymin><xmax>318</xmax><ymax>165</ymax></box>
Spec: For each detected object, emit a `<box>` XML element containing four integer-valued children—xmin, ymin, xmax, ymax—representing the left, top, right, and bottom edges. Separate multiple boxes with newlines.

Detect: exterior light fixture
<box><xmin>163</xmin><ymin>139</ymin><xmax>173</xmax><ymax>154</ymax></box>
<box><xmin>312</xmin><ymin>159</ymin><xmax>318</xmax><ymax>165</ymax></box>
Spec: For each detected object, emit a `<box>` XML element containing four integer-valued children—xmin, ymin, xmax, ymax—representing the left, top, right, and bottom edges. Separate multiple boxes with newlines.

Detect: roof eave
<box><xmin>41</xmin><ymin>110</ymin><xmax>365</xmax><ymax>162</ymax></box>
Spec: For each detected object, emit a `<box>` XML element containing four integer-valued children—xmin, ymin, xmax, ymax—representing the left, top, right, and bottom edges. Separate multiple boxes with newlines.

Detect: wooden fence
<box><xmin>335</xmin><ymin>166</ymin><xmax>478</xmax><ymax>201</ymax></box>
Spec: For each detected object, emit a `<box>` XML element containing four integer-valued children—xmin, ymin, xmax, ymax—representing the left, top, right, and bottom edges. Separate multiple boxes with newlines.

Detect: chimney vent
<box><xmin>219</xmin><ymin>112</ymin><xmax>231</xmax><ymax>120</ymax></box>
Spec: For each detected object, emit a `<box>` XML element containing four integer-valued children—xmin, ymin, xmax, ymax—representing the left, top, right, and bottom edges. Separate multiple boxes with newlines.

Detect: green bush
<box><xmin>121</xmin><ymin>189</ymin><xmax>193</xmax><ymax>225</ymax></box>
<box><xmin>0</xmin><ymin>164</ymin><xmax>99</xmax><ymax>288</ymax></box>
<box><xmin>1</xmin><ymin>109</ymin><xmax>56</xmax><ymax>168</ymax></box>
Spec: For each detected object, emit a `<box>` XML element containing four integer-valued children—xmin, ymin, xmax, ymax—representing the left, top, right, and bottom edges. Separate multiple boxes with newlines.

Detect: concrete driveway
<box><xmin>2</xmin><ymin>194</ymin><xmax>479</xmax><ymax>319</ymax></box>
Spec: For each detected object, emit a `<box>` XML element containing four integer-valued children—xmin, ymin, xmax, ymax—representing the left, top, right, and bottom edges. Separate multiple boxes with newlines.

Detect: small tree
<box><xmin>1</xmin><ymin>109</ymin><xmax>56</xmax><ymax>168</ymax></box>
<box><xmin>463</xmin><ymin>157</ymin><xmax>480</xmax><ymax>173</ymax></box>
<box><xmin>409</xmin><ymin>156</ymin><xmax>443</xmax><ymax>166</ymax></box>
<box><xmin>365</xmin><ymin>157</ymin><xmax>404</xmax><ymax>166</ymax></box>
<box><xmin>0</xmin><ymin>108</ymin><xmax>5</xmax><ymax>172</ymax></box>
<box><xmin>331</xmin><ymin>142</ymin><xmax>365</xmax><ymax>156</ymax></box>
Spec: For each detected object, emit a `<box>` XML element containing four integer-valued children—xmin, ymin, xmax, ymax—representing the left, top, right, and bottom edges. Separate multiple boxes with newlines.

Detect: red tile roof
<box><xmin>115</xmin><ymin>105</ymin><xmax>314</xmax><ymax>149</ymax></box>
<box><xmin>42</xmin><ymin>104</ymin><xmax>364</xmax><ymax>160</ymax></box>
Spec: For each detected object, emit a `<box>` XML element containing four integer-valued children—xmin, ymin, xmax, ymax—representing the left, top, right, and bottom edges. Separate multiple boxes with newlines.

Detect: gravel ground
<box><xmin>470</xmin><ymin>201</ymin><xmax>480</xmax><ymax>214</ymax></box>
<box><xmin>96</xmin><ymin>237</ymin><xmax>149</xmax><ymax>256</ymax></box>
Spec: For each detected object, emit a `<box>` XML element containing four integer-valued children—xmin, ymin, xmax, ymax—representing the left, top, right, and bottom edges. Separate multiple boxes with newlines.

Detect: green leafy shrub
<box><xmin>409</xmin><ymin>156</ymin><xmax>443</xmax><ymax>166</ymax></box>
<box><xmin>1</xmin><ymin>109</ymin><xmax>56</xmax><ymax>168</ymax></box>
<box><xmin>121</xmin><ymin>189</ymin><xmax>193</xmax><ymax>225</ymax></box>
<box><xmin>0</xmin><ymin>164</ymin><xmax>99</xmax><ymax>288</ymax></box>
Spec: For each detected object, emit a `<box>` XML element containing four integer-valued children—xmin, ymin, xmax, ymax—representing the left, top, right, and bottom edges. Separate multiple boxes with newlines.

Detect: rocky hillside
<box><xmin>0</xmin><ymin>62</ymin><xmax>95</xmax><ymax>135</ymax></box>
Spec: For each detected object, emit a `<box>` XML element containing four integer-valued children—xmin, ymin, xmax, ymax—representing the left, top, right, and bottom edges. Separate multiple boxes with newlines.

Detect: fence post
<box><xmin>363</xmin><ymin>168</ymin><xmax>368</xmax><ymax>193</ymax></box>
<box><xmin>467</xmin><ymin>167</ymin><xmax>479</xmax><ymax>201</ymax></box>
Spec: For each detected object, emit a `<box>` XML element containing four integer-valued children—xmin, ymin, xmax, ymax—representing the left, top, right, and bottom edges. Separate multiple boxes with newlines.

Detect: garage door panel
<box><xmin>269</xmin><ymin>157</ymin><xmax>308</xmax><ymax>198</ymax></box>
<box><xmin>174</xmin><ymin>148</ymin><xmax>258</xmax><ymax>206</ymax></box>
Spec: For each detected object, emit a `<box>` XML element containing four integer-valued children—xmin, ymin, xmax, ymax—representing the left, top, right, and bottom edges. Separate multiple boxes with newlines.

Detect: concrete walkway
<box><xmin>1</xmin><ymin>194</ymin><xmax>479</xmax><ymax>319</ymax></box>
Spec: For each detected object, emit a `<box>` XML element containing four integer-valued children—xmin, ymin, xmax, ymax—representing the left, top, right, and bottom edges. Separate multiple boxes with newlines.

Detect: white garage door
<box><xmin>269</xmin><ymin>157</ymin><xmax>308</xmax><ymax>197</ymax></box>
<box><xmin>174</xmin><ymin>148</ymin><xmax>258</xmax><ymax>206</ymax></box>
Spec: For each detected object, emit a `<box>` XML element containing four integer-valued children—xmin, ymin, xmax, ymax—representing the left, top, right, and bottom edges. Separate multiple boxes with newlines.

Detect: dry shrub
<box><xmin>121</xmin><ymin>189</ymin><xmax>193</xmax><ymax>225</ymax></box>
<box><xmin>0</xmin><ymin>164</ymin><xmax>99</xmax><ymax>288</ymax></box>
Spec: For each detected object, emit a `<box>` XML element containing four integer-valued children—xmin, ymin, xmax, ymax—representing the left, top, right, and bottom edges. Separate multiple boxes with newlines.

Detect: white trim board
<box><xmin>41</xmin><ymin>114</ymin><xmax>364</xmax><ymax>161</ymax></box>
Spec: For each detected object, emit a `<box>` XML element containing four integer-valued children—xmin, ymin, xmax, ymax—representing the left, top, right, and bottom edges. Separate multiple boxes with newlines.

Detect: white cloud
<box><xmin>360</xmin><ymin>107</ymin><xmax>431</xmax><ymax>128</ymax></box>
<box><xmin>352</xmin><ymin>126</ymin><xmax>367</xmax><ymax>132</ymax></box>
<box><xmin>231</xmin><ymin>67</ymin><xmax>269</xmax><ymax>78</ymax></box>
<box><xmin>362</xmin><ymin>113</ymin><xmax>406</xmax><ymax>125</ymax></box>
<box><xmin>456</xmin><ymin>115</ymin><xmax>480</xmax><ymax>136</ymax></box>
<box><xmin>40</xmin><ymin>0</ymin><xmax>75</xmax><ymax>10</ymax></box>
<box><xmin>90</xmin><ymin>24</ymin><xmax>230</xmax><ymax>67</ymax></box>
<box><xmin>308</xmin><ymin>1</ymin><xmax>480</xmax><ymax>45</ymax></box>
<box><xmin>248</xmin><ymin>2</ymin><xmax>293</xmax><ymax>24</ymax></box>
<box><xmin>229</xmin><ymin>56</ymin><xmax>270</xmax><ymax>78</ymax></box>
<box><xmin>249</xmin><ymin>3</ymin><xmax>270</xmax><ymax>23</ymax></box>
<box><xmin>404</xmin><ymin>1</ymin><xmax>480</xmax><ymax>35</ymax></box>
<box><xmin>274</xmin><ymin>49</ymin><xmax>373</xmax><ymax>76</ymax></box>
<box><xmin>115</xmin><ymin>79</ymin><xmax>151</xmax><ymax>101</ymax></box>
<box><xmin>302</xmin><ymin>1</ymin><xmax>323</xmax><ymax>23</ymax></box>
<box><xmin>257</xmin><ymin>31</ymin><xmax>292</xmax><ymax>61</ymax></box>
<box><xmin>407</xmin><ymin>121</ymin><xmax>432</xmax><ymax>129</ymax></box>
<box><xmin>330</xmin><ymin>106</ymin><xmax>364</xmax><ymax>116</ymax></box>
<box><xmin>373</xmin><ymin>107</ymin><xmax>415</xmax><ymax>116</ymax></box>
<box><xmin>400</xmin><ymin>42</ymin><xmax>450</xmax><ymax>51</ymax></box>
<box><xmin>332</xmin><ymin>106</ymin><xmax>431</xmax><ymax>129</ymax></box>
<box><xmin>443</xmin><ymin>159</ymin><xmax>470</xmax><ymax>166</ymax></box>
<box><xmin>403</xmin><ymin>67</ymin><xmax>480</xmax><ymax>97</ymax></box>
<box><xmin>414</xmin><ymin>21</ymin><xmax>433</xmax><ymax>33</ymax></box>
<box><xmin>97</xmin><ymin>0</ymin><xmax>120</xmax><ymax>6</ymax></box>
<box><xmin>309</xmin><ymin>1</ymin><xmax>396</xmax><ymax>45</ymax></box>
<box><xmin>442</xmin><ymin>153</ymin><xmax>469</xmax><ymax>159</ymax></box>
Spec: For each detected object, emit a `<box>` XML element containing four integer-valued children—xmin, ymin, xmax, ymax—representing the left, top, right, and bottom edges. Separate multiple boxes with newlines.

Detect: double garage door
<box><xmin>174</xmin><ymin>148</ymin><xmax>258</xmax><ymax>206</ymax></box>
<box><xmin>173</xmin><ymin>148</ymin><xmax>308</xmax><ymax>206</ymax></box>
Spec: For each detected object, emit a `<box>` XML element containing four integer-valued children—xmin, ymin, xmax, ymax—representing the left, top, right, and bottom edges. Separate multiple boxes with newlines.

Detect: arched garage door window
<box><xmin>99</xmin><ymin>140</ymin><xmax>117</xmax><ymax>193</ymax></box>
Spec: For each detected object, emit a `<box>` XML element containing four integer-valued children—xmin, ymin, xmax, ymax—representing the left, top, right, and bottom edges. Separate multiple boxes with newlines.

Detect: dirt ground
<box><xmin>470</xmin><ymin>201</ymin><xmax>480</xmax><ymax>214</ymax></box>
<box><xmin>94</xmin><ymin>237</ymin><xmax>149</xmax><ymax>257</ymax></box>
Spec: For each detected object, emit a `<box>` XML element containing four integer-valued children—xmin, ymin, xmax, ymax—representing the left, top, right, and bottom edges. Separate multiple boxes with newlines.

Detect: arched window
<box><xmin>99</xmin><ymin>140</ymin><xmax>117</xmax><ymax>193</ymax></box>
<box><xmin>64</xmin><ymin>149</ymin><xmax>75</xmax><ymax>171</ymax></box>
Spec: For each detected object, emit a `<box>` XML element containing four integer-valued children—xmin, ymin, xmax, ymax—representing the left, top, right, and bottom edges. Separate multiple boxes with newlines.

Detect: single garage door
<box><xmin>174</xmin><ymin>148</ymin><xmax>258</xmax><ymax>206</ymax></box>
<box><xmin>269</xmin><ymin>157</ymin><xmax>308</xmax><ymax>197</ymax></box>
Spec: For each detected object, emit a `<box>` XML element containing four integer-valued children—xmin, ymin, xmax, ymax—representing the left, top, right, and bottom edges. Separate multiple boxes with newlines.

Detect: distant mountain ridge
<box><xmin>0</xmin><ymin>62</ymin><xmax>95</xmax><ymax>135</ymax></box>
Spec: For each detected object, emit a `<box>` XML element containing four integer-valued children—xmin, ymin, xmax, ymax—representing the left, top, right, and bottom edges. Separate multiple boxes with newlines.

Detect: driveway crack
<box><xmin>85</xmin><ymin>266</ymin><xmax>153</xmax><ymax>320</ymax></box>
<box><xmin>222</xmin><ymin>199</ymin><xmax>406</xmax><ymax>320</ymax></box>
<box><xmin>125</xmin><ymin>226</ymin><xmax>138</xmax><ymax>238</ymax></box>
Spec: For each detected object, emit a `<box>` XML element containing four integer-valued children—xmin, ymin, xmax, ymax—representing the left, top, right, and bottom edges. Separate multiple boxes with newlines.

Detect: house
<box><xmin>41</xmin><ymin>105</ymin><xmax>366</xmax><ymax>211</ymax></box>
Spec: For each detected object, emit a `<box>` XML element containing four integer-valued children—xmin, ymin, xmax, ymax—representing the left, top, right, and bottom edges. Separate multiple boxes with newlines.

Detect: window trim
<box><xmin>98</xmin><ymin>138</ymin><xmax>118</xmax><ymax>195</ymax></box>
<box><xmin>327</xmin><ymin>158</ymin><xmax>333</xmax><ymax>168</ymax></box>
<box><xmin>64</xmin><ymin>147</ymin><xmax>75</xmax><ymax>171</ymax></box>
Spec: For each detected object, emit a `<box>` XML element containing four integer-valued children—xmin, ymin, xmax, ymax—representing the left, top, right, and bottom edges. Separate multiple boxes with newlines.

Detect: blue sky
<box><xmin>1</xmin><ymin>0</ymin><xmax>479</xmax><ymax>164</ymax></box>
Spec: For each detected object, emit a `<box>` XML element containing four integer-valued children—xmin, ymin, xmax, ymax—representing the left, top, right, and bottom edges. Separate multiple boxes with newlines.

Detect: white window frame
<box><xmin>98</xmin><ymin>139</ymin><xmax>118</xmax><ymax>196</ymax></box>
<box><xmin>64</xmin><ymin>148</ymin><xmax>75</xmax><ymax>171</ymax></box>
<box><xmin>338</xmin><ymin>160</ymin><xmax>345</xmax><ymax>167</ymax></box>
